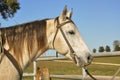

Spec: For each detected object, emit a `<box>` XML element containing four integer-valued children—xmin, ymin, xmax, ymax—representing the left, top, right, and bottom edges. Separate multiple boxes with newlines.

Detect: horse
<box><xmin>0</xmin><ymin>6</ymin><xmax>92</xmax><ymax>80</ymax></box>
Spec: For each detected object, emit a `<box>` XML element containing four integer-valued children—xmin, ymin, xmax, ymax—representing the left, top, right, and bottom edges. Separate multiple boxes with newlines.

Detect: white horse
<box><xmin>0</xmin><ymin>6</ymin><xmax>92</xmax><ymax>80</ymax></box>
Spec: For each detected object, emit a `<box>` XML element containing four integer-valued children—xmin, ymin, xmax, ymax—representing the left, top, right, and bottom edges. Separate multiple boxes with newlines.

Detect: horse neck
<box><xmin>0</xmin><ymin>18</ymin><xmax>57</xmax><ymax>80</ymax></box>
<box><xmin>21</xmin><ymin>18</ymin><xmax>56</xmax><ymax>69</ymax></box>
<box><xmin>1</xmin><ymin>18</ymin><xmax>56</xmax><ymax>70</ymax></box>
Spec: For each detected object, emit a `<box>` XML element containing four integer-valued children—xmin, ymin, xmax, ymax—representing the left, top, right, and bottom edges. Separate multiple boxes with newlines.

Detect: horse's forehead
<box><xmin>63</xmin><ymin>22</ymin><xmax>76</xmax><ymax>31</ymax></box>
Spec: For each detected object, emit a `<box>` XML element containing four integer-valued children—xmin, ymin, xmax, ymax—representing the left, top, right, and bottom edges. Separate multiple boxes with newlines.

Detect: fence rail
<box><xmin>93</xmin><ymin>52</ymin><xmax>120</xmax><ymax>58</ymax></box>
<box><xmin>51</xmin><ymin>75</ymin><xmax>120</xmax><ymax>80</ymax></box>
<box><xmin>23</xmin><ymin>51</ymin><xmax>120</xmax><ymax>80</ymax></box>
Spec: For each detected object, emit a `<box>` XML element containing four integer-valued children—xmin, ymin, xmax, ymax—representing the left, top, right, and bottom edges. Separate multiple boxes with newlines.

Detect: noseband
<box><xmin>53</xmin><ymin>17</ymin><xmax>77</xmax><ymax>64</ymax></box>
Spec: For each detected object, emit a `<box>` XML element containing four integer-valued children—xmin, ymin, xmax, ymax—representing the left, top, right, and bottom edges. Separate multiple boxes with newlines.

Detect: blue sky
<box><xmin>0</xmin><ymin>0</ymin><xmax>120</xmax><ymax>53</ymax></box>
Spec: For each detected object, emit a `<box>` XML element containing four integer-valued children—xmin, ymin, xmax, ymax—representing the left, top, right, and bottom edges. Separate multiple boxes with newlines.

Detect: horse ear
<box><xmin>60</xmin><ymin>6</ymin><xmax>67</xmax><ymax>21</ymax></box>
<box><xmin>67</xmin><ymin>8</ymin><xmax>73</xmax><ymax>19</ymax></box>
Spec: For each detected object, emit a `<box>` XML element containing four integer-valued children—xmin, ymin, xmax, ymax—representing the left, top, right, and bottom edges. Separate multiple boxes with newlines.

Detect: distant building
<box><xmin>113</xmin><ymin>40</ymin><xmax>120</xmax><ymax>51</ymax></box>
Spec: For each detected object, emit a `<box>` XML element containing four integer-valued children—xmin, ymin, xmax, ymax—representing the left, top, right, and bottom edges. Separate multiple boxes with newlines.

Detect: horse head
<box><xmin>52</xmin><ymin>6</ymin><xmax>93</xmax><ymax>67</ymax></box>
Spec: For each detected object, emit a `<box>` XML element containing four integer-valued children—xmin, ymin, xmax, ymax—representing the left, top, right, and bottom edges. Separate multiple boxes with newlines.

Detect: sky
<box><xmin>0</xmin><ymin>0</ymin><xmax>120</xmax><ymax>54</ymax></box>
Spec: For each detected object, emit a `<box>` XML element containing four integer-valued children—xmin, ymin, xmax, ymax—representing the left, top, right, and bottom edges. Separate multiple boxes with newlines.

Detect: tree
<box><xmin>93</xmin><ymin>48</ymin><xmax>97</xmax><ymax>53</ymax></box>
<box><xmin>0</xmin><ymin>0</ymin><xmax>20</xmax><ymax>19</ymax></box>
<box><xmin>114</xmin><ymin>45</ymin><xmax>120</xmax><ymax>51</ymax></box>
<box><xmin>105</xmin><ymin>45</ymin><xmax>111</xmax><ymax>52</ymax></box>
<box><xmin>98</xmin><ymin>46</ymin><xmax>104</xmax><ymax>52</ymax></box>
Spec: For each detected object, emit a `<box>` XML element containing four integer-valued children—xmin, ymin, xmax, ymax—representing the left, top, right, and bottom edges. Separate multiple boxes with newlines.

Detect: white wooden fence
<box><xmin>23</xmin><ymin>51</ymin><xmax>120</xmax><ymax>80</ymax></box>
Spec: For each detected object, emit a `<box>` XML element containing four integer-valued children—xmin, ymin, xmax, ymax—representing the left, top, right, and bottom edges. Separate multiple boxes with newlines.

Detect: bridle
<box><xmin>53</xmin><ymin>17</ymin><xmax>77</xmax><ymax>64</ymax></box>
<box><xmin>52</xmin><ymin>17</ymin><xmax>97</xmax><ymax>80</ymax></box>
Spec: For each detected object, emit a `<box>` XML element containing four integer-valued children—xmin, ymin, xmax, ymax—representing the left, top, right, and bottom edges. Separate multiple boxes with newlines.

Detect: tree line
<box><xmin>93</xmin><ymin>40</ymin><xmax>120</xmax><ymax>53</ymax></box>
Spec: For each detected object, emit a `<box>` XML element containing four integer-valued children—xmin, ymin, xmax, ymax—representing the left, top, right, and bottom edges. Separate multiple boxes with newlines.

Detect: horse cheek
<box><xmin>54</xmin><ymin>37</ymin><xmax>68</xmax><ymax>55</ymax></box>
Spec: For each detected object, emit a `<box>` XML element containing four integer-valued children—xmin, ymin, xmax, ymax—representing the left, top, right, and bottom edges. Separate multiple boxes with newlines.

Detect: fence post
<box><xmin>33</xmin><ymin>61</ymin><xmax>37</xmax><ymax>80</ymax></box>
<box><xmin>82</xmin><ymin>67</ymin><xmax>87</xmax><ymax>80</ymax></box>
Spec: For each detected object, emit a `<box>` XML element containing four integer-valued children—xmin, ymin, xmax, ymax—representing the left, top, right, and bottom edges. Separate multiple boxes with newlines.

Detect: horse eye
<box><xmin>66</xmin><ymin>17</ymin><xmax>69</xmax><ymax>19</ymax></box>
<box><xmin>68</xmin><ymin>30</ymin><xmax>75</xmax><ymax>35</ymax></box>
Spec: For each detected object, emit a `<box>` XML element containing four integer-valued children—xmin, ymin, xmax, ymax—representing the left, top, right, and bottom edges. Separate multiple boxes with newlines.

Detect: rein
<box><xmin>84</xmin><ymin>67</ymin><xmax>97</xmax><ymax>80</ymax></box>
<box><xmin>0</xmin><ymin>30</ymin><xmax>23</xmax><ymax>80</ymax></box>
<box><xmin>53</xmin><ymin>17</ymin><xmax>77</xmax><ymax>64</ymax></box>
<box><xmin>3</xmin><ymin>49</ymin><xmax>23</xmax><ymax>79</ymax></box>
<box><xmin>0</xmin><ymin>31</ymin><xmax>4</xmax><ymax>63</ymax></box>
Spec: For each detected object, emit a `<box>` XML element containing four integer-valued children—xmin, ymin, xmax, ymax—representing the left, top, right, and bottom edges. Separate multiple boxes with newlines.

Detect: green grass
<box><xmin>23</xmin><ymin>56</ymin><xmax>120</xmax><ymax>80</ymax></box>
<box><xmin>89</xmin><ymin>56</ymin><xmax>120</xmax><ymax>76</ymax></box>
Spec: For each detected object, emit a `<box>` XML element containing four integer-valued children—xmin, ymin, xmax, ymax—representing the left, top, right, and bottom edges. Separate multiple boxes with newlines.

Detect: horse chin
<box><xmin>74</xmin><ymin>55</ymin><xmax>90</xmax><ymax>67</ymax></box>
<box><xmin>65</xmin><ymin>53</ymin><xmax>82</xmax><ymax>67</ymax></box>
<box><xmin>74</xmin><ymin>55</ymin><xmax>84</xmax><ymax>67</ymax></box>
<box><xmin>65</xmin><ymin>53</ymin><xmax>89</xmax><ymax>67</ymax></box>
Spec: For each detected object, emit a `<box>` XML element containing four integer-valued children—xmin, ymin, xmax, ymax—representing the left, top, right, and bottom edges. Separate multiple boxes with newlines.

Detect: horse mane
<box><xmin>0</xmin><ymin>19</ymin><xmax>50</xmax><ymax>61</ymax></box>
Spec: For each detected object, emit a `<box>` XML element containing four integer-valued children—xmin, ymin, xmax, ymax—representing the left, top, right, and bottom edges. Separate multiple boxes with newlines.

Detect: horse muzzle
<box><xmin>74</xmin><ymin>53</ymin><xmax>93</xmax><ymax>67</ymax></box>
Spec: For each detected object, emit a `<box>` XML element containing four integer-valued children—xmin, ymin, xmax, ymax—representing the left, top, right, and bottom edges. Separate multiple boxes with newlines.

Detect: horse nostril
<box><xmin>87</xmin><ymin>55</ymin><xmax>93</xmax><ymax>63</ymax></box>
<box><xmin>87</xmin><ymin>56</ymin><xmax>90</xmax><ymax>60</ymax></box>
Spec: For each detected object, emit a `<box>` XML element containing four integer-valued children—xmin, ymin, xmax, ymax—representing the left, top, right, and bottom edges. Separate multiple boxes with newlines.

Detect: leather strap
<box><xmin>4</xmin><ymin>48</ymin><xmax>23</xmax><ymax>80</ymax></box>
<box><xmin>0</xmin><ymin>30</ymin><xmax>23</xmax><ymax>79</ymax></box>
<box><xmin>53</xmin><ymin>17</ymin><xmax>77</xmax><ymax>64</ymax></box>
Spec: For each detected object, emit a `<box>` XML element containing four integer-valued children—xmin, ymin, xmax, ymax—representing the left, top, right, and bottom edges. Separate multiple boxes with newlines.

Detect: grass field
<box><xmin>23</xmin><ymin>56</ymin><xmax>120</xmax><ymax>80</ymax></box>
